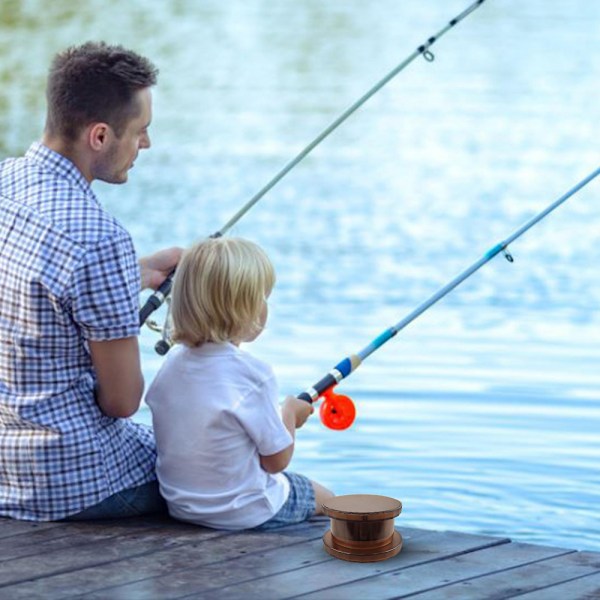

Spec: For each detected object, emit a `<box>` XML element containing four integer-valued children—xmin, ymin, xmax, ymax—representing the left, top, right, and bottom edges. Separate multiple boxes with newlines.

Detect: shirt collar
<box><xmin>188</xmin><ymin>341</ymin><xmax>240</xmax><ymax>356</ymax></box>
<box><xmin>25</xmin><ymin>141</ymin><xmax>96</xmax><ymax>199</ymax></box>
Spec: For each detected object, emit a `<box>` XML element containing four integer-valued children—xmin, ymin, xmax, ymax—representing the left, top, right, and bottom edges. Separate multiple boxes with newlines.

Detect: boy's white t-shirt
<box><xmin>145</xmin><ymin>342</ymin><xmax>293</xmax><ymax>530</ymax></box>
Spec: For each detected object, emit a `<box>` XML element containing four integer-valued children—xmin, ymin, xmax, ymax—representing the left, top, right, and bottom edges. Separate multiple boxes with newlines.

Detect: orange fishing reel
<box><xmin>318</xmin><ymin>388</ymin><xmax>356</xmax><ymax>430</ymax></box>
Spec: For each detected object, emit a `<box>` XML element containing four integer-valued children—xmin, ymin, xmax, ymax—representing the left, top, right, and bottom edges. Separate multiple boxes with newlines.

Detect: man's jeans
<box><xmin>63</xmin><ymin>480</ymin><xmax>167</xmax><ymax>520</ymax></box>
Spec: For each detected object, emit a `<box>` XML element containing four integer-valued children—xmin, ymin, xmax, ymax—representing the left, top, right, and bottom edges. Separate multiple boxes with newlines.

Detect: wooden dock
<box><xmin>0</xmin><ymin>515</ymin><xmax>599</xmax><ymax>599</ymax></box>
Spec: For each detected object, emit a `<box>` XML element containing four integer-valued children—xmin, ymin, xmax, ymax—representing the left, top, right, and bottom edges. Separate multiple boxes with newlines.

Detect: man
<box><xmin>0</xmin><ymin>42</ymin><xmax>180</xmax><ymax>520</ymax></box>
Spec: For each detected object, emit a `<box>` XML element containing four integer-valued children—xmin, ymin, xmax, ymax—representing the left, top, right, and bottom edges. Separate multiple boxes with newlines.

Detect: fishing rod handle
<box><xmin>297</xmin><ymin>354</ymin><xmax>362</xmax><ymax>403</ymax></box>
<box><xmin>139</xmin><ymin>268</ymin><xmax>175</xmax><ymax>326</ymax></box>
<box><xmin>297</xmin><ymin>373</ymin><xmax>338</xmax><ymax>404</ymax></box>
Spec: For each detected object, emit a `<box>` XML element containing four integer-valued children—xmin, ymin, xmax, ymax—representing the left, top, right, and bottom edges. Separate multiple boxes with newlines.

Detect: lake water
<box><xmin>1</xmin><ymin>0</ymin><xmax>599</xmax><ymax>552</ymax></box>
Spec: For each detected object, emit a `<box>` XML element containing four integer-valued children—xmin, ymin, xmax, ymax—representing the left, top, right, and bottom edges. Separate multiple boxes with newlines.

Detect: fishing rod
<box><xmin>139</xmin><ymin>0</ymin><xmax>488</xmax><ymax>348</ymax></box>
<box><xmin>299</xmin><ymin>167</ymin><xmax>600</xmax><ymax>430</ymax></box>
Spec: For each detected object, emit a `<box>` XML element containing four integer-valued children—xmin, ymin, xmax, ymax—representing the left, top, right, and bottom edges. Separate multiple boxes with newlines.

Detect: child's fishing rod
<box><xmin>299</xmin><ymin>167</ymin><xmax>600</xmax><ymax>430</ymax></box>
<box><xmin>139</xmin><ymin>0</ymin><xmax>488</xmax><ymax>336</ymax></box>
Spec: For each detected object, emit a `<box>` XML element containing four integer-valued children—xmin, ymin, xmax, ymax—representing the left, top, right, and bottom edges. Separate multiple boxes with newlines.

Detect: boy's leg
<box><xmin>311</xmin><ymin>480</ymin><xmax>335</xmax><ymax>515</ymax></box>
<box><xmin>254</xmin><ymin>472</ymin><xmax>330</xmax><ymax>530</ymax></box>
<box><xmin>63</xmin><ymin>480</ymin><xmax>167</xmax><ymax>521</ymax></box>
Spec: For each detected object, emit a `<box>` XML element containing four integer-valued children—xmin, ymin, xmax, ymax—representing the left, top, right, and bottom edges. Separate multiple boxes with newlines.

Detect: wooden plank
<box><xmin>0</xmin><ymin>520</ymin><xmax>328</xmax><ymax>599</ymax></box>
<box><xmin>66</xmin><ymin>521</ymin><xmax>337</xmax><ymax>600</ymax></box>
<box><xmin>0</xmin><ymin>516</ymin><xmax>199</xmax><ymax>561</ymax></box>
<box><xmin>2</xmin><ymin>515</ymin><xmax>596</xmax><ymax>600</ymax></box>
<box><xmin>187</xmin><ymin>529</ymin><xmax>508</xmax><ymax>600</ymax></box>
<box><xmin>296</xmin><ymin>539</ymin><xmax>573</xmax><ymax>600</ymax></box>
<box><xmin>117</xmin><ymin>528</ymin><xmax>506</xmax><ymax>600</ymax></box>
<box><xmin>515</xmin><ymin>570</ymin><xmax>600</xmax><ymax>599</ymax></box>
<box><xmin>406</xmin><ymin>550</ymin><xmax>600</xmax><ymax>599</ymax></box>
<box><xmin>0</xmin><ymin>518</ymin><xmax>64</xmax><ymax>540</ymax></box>
<box><xmin>0</xmin><ymin>517</ymin><xmax>223</xmax><ymax>588</ymax></box>
<box><xmin>79</xmin><ymin>536</ymin><xmax>330</xmax><ymax>600</ymax></box>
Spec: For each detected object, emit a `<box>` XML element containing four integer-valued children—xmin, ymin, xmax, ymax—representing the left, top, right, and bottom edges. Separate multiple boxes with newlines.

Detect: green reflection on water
<box><xmin>0</xmin><ymin>0</ymin><xmax>164</xmax><ymax>155</ymax></box>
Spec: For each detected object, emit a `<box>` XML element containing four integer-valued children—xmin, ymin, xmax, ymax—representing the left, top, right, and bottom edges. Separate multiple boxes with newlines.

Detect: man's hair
<box><xmin>171</xmin><ymin>238</ymin><xmax>276</xmax><ymax>347</ymax></box>
<box><xmin>45</xmin><ymin>41</ymin><xmax>158</xmax><ymax>141</ymax></box>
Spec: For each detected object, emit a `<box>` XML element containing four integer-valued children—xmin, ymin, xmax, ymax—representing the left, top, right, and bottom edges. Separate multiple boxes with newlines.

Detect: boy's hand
<box><xmin>282</xmin><ymin>395</ymin><xmax>314</xmax><ymax>429</ymax></box>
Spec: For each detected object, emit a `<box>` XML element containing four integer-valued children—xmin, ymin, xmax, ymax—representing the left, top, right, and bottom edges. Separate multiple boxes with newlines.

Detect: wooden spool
<box><xmin>322</xmin><ymin>494</ymin><xmax>402</xmax><ymax>562</ymax></box>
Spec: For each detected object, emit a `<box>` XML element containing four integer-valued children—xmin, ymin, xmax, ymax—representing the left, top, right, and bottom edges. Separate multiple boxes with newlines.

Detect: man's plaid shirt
<box><xmin>0</xmin><ymin>142</ymin><xmax>156</xmax><ymax>520</ymax></box>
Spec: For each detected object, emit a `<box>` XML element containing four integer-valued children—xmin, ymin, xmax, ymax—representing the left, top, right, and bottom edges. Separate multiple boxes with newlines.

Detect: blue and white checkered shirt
<box><xmin>0</xmin><ymin>142</ymin><xmax>156</xmax><ymax>521</ymax></box>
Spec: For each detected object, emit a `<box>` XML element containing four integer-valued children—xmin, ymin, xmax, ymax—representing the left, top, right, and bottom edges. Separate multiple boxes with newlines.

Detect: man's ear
<box><xmin>87</xmin><ymin>123</ymin><xmax>111</xmax><ymax>151</ymax></box>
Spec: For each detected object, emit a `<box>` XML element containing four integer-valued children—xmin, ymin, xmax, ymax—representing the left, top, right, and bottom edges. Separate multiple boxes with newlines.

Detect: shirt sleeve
<box><xmin>234</xmin><ymin>372</ymin><xmax>294</xmax><ymax>457</ymax></box>
<box><xmin>68</xmin><ymin>231</ymin><xmax>141</xmax><ymax>341</ymax></box>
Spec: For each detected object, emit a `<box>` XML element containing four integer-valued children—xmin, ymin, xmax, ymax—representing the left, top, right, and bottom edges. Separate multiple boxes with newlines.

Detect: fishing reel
<box><xmin>317</xmin><ymin>388</ymin><xmax>356</xmax><ymax>431</ymax></box>
<box><xmin>143</xmin><ymin>298</ymin><xmax>173</xmax><ymax>356</ymax></box>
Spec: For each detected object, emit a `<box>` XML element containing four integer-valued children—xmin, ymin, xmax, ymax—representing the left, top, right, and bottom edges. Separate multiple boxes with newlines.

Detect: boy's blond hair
<box><xmin>170</xmin><ymin>237</ymin><xmax>275</xmax><ymax>346</ymax></box>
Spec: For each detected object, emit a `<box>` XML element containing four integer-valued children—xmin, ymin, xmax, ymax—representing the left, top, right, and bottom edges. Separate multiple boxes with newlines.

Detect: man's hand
<box><xmin>139</xmin><ymin>246</ymin><xmax>183</xmax><ymax>290</ymax></box>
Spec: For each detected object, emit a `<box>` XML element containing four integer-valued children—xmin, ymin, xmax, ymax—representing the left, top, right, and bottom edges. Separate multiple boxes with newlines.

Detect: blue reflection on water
<box><xmin>1</xmin><ymin>0</ymin><xmax>599</xmax><ymax>551</ymax></box>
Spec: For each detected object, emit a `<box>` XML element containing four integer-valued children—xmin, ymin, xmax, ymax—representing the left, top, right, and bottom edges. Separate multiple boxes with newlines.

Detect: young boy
<box><xmin>146</xmin><ymin>237</ymin><xmax>334</xmax><ymax>530</ymax></box>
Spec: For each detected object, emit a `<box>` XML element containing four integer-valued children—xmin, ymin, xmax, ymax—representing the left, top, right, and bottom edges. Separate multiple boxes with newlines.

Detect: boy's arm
<box><xmin>260</xmin><ymin>396</ymin><xmax>313</xmax><ymax>474</ymax></box>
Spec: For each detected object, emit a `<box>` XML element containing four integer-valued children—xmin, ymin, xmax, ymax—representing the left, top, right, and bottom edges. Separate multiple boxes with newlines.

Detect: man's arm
<box><xmin>86</xmin><ymin>246</ymin><xmax>182</xmax><ymax>418</ymax></box>
<box><xmin>88</xmin><ymin>337</ymin><xmax>144</xmax><ymax>418</ymax></box>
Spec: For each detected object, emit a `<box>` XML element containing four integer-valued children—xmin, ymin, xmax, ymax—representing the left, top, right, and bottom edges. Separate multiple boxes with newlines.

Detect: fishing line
<box><xmin>139</xmin><ymin>0</ymin><xmax>488</xmax><ymax>342</ymax></box>
<box><xmin>299</xmin><ymin>167</ymin><xmax>600</xmax><ymax>430</ymax></box>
